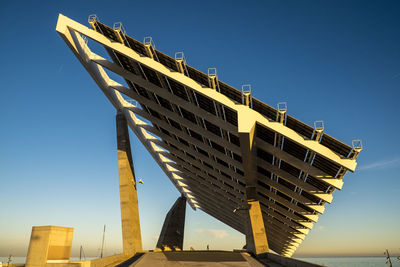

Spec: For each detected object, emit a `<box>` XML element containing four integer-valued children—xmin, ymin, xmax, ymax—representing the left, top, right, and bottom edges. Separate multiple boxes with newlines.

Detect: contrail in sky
<box><xmin>391</xmin><ymin>72</ymin><xmax>400</xmax><ymax>79</ymax></box>
<box><xmin>357</xmin><ymin>157</ymin><xmax>400</xmax><ymax>171</ymax></box>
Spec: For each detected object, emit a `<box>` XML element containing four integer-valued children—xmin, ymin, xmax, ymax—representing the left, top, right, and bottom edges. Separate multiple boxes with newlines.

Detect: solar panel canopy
<box><xmin>56</xmin><ymin>14</ymin><xmax>362</xmax><ymax>257</ymax></box>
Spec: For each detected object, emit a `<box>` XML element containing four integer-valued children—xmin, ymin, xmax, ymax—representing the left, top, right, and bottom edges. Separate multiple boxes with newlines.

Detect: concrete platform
<box><xmin>117</xmin><ymin>251</ymin><xmax>284</xmax><ymax>267</ymax></box>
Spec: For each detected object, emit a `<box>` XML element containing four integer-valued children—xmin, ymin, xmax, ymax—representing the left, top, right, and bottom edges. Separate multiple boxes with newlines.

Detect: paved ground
<box><xmin>117</xmin><ymin>251</ymin><xmax>284</xmax><ymax>267</ymax></box>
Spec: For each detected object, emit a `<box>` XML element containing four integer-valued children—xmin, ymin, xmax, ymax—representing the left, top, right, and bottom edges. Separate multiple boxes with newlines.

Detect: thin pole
<box><xmin>100</xmin><ymin>225</ymin><xmax>106</xmax><ymax>258</ymax></box>
<box><xmin>80</xmin><ymin>245</ymin><xmax>86</xmax><ymax>261</ymax></box>
<box><xmin>385</xmin><ymin>249</ymin><xmax>392</xmax><ymax>267</ymax></box>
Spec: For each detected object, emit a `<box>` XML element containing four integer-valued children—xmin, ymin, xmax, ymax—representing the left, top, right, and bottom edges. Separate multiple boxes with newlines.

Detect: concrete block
<box><xmin>26</xmin><ymin>226</ymin><xmax>73</xmax><ymax>267</ymax></box>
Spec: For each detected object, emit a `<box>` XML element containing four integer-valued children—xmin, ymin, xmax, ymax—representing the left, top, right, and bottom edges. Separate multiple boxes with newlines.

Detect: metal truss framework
<box><xmin>56</xmin><ymin>14</ymin><xmax>362</xmax><ymax>257</ymax></box>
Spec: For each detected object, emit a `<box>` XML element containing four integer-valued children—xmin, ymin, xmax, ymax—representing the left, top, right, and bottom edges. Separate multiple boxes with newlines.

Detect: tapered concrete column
<box><xmin>238</xmin><ymin>112</ymin><xmax>269</xmax><ymax>255</ymax></box>
<box><xmin>116</xmin><ymin>111</ymin><xmax>142</xmax><ymax>254</ymax></box>
<box><xmin>244</xmin><ymin>200</ymin><xmax>269</xmax><ymax>254</ymax></box>
<box><xmin>156</xmin><ymin>196</ymin><xmax>187</xmax><ymax>250</ymax></box>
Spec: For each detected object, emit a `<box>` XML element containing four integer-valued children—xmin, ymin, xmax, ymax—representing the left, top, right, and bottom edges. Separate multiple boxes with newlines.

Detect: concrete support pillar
<box><xmin>238</xmin><ymin>116</ymin><xmax>269</xmax><ymax>255</ymax></box>
<box><xmin>26</xmin><ymin>226</ymin><xmax>73</xmax><ymax>267</ymax></box>
<box><xmin>116</xmin><ymin>111</ymin><xmax>142</xmax><ymax>255</ymax></box>
<box><xmin>244</xmin><ymin>200</ymin><xmax>269</xmax><ymax>255</ymax></box>
<box><xmin>239</xmin><ymin>122</ymin><xmax>258</xmax><ymax>200</ymax></box>
<box><xmin>156</xmin><ymin>196</ymin><xmax>187</xmax><ymax>251</ymax></box>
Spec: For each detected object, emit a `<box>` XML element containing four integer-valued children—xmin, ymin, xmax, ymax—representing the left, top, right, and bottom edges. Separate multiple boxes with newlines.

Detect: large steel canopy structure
<box><xmin>56</xmin><ymin>14</ymin><xmax>362</xmax><ymax>257</ymax></box>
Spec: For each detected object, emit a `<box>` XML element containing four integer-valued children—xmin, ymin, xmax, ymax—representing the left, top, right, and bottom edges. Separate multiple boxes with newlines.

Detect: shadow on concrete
<box><xmin>115</xmin><ymin>253</ymin><xmax>145</xmax><ymax>267</ymax></box>
<box><xmin>163</xmin><ymin>251</ymin><xmax>246</xmax><ymax>262</ymax></box>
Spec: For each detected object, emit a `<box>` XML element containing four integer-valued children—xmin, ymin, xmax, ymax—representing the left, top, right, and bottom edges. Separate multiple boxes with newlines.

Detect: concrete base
<box><xmin>15</xmin><ymin>251</ymin><xmax>323</xmax><ymax>267</ymax></box>
<box><xmin>256</xmin><ymin>253</ymin><xmax>324</xmax><ymax>267</ymax></box>
<box><xmin>125</xmin><ymin>251</ymin><xmax>266</xmax><ymax>267</ymax></box>
<box><xmin>115</xmin><ymin>251</ymin><xmax>323</xmax><ymax>267</ymax></box>
<box><xmin>26</xmin><ymin>226</ymin><xmax>74</xmax><ymax>267</ymax></box>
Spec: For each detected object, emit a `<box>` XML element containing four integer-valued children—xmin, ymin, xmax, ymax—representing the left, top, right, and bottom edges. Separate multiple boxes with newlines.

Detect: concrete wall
<box><xmin>46</xmin><ymin>263</ymin><xmax>87</xmax><ymax>267</ymax></box>
<box><xmin>258</xmin><ymin>253</ymin><xmax>324</xmax><ymax>267</ymax></box>
<box><xmin>4</xmin><ymin>254</ymin><xmax>134</xmax><ymax>267</ymax></box>
<box><xmin>89</xmin><ymin>253</ymin><xmax>132</xmax><ymax>267</ymax></box>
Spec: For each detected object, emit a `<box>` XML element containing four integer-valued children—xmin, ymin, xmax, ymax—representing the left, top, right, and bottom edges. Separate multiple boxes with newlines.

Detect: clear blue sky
<box><xmin>1</xmin><ymin>0</ymin><xmax>399</xmax><ymax>258</ymax></box>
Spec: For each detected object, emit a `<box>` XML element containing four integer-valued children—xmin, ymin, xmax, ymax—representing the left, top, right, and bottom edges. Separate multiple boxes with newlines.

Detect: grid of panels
<box><xmin>82</xmin><ymin>18</ymin><xmax>359</xmax><ymax>255</ymax></box>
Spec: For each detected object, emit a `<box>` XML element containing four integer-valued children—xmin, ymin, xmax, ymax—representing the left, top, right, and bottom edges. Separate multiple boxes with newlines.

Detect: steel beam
<box><xmin>55</xmin><ymin>18</ymin><xmax>196</xmax><ymax>209</ymax></box>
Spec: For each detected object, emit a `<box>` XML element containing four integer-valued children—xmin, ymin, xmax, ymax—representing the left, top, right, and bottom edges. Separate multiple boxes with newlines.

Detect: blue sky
<box><xmin>1</xmin><ymin>0</ymin><xmax>400</xmax><ymax>258</ymax></box>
